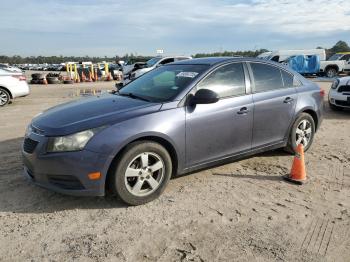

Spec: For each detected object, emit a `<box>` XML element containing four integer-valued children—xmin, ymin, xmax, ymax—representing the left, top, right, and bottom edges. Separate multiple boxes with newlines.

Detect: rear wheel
<box><xmin>285</xmin><ymin>113</ymin><xmax>315</xmax><ymax>153</ymax></box>
<box><xmin>110</xmin><ymin>141</ymin><xmax>172</xmax><ymax>205</ymax></box>
<box><xmin>0</xmin><ymin>88</ymin><xmax>10</xmax><ymax>106</ymax></box>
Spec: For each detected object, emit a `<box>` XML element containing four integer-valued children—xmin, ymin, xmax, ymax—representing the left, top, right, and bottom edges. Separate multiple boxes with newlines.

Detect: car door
<box><xmin>342</xmin><ymin>54</ymin><xmax>350</xmax><ymax>72</ymax></box>
<box><xmin>248</xmin><ymin>62</ymin><xmax>298</xmax><ymax>148</ymax></box>
<box><xmin>185</xmin><ymin>62</ymin><xmax>253</xmax><ymax>167</ymax></box>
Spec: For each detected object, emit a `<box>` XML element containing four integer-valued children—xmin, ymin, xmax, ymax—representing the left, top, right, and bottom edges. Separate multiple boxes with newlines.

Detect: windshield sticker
<box><xmin>176</xmin><ymin>72</ymin><xmax>199</xmax><ymax>78</ymax></box>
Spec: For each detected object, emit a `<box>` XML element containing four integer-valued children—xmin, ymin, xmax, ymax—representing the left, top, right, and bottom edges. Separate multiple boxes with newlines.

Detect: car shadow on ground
<box><xmin>213</xmin><ymin>173</ymin><xmax>283</xmax><ymax>181</ymax></box>
<box><xmin>323</xmin><ymin>103</ymin><xmax>350</xmax><ymax>120</ymax></box>
<box><xmin>0</xmin><ymin>137</ymin><xmax>127</xmax><ymax>214</ymax></box>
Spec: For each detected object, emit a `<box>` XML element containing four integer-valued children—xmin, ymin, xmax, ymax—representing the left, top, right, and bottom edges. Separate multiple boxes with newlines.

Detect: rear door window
<box><xmin>250</xmin><ymin>63</ymin><xmax>284</xmax><ymax>92</ymax></box>
<box><xmin>197</xmin><ymin>63</ymin><xmax>246</xmax><ymax>98</ymax></box>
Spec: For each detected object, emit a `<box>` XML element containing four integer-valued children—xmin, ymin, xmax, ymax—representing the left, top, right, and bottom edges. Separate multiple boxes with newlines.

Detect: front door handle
<box><xmin>284</xmin><ymin>97</ymin><xmax>294</xmax><ymax>104</ymax></box>
<box><xmin>237</xmin><ymin>107</ymin><xmax>249</xmax><ymax>114</ymax></box>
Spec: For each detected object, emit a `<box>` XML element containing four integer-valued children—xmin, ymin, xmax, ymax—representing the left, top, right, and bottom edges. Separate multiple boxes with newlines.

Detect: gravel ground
<box><xmin>0</xmin><ymin>79</ymin><xmax>349</xmax><ymax>262</ymax></box>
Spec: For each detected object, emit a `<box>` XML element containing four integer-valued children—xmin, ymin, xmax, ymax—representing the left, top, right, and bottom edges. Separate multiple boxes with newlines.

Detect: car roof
<box><xmin>171</xmin><ymin>57</ymin><xmax>278</xmax><ymax>66</ymax></box>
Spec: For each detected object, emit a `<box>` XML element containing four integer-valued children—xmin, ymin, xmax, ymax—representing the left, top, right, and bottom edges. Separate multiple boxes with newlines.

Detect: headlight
<box><xmin>47</xmin><ymin>126</ymin><xmax>106</xmax><ymax>152</ymax></box>
<box><xmin>331</xmin><ymin>79</ymin><xmax>339</xmax><ymax>89</ymax></box>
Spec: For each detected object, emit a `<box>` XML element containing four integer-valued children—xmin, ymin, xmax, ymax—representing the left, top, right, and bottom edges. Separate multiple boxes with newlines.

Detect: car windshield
<box><xmin>328</xmin><ymin>54</ymin><xmax>343</xmax><ymax>61</ymax></box>
<box><xmin>119</xmin><ymin>64</ymin><xmax>209</xmax><ymax>102</ymax></box>
<box><xmin>146</xmin><ymin>57</ymin><xmax>162</xmax><ymax>67</ymax></box>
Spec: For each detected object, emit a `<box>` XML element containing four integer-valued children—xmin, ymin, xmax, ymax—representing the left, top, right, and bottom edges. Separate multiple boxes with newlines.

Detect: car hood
<box><xmin>32</xmin><ymin>94</ymin><xmax>162</xmax><ymax>136</ymax></box>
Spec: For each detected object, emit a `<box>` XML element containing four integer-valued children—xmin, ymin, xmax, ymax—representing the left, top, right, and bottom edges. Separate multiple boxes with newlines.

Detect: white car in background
<box><xmin>0</xmin><ymin>63</ymin><xmax>23</xmax><ymax>73</ymax></box>
<box><xmin>328</xmin><ymin>77</ymin><xmax>350</xmax><ymax>110</ymax></box>
<box><xmin>123</xmin><ymin>56</ymin><xmax>192</xmax><ymax>85</ymax></box>
<box><xmin>0</xmin><ymin>69</ymin><xmax>30</xmax><ymax>106</ymax></box>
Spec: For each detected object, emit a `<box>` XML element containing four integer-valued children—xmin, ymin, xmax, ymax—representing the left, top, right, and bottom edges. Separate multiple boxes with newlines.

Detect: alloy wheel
<box><xmin>0</xmin><ymin>89</ymin><xmax>9</xmax><ymax>106</ymax></box>
<box><xmin>124</xmin><ymin>152</ymin><xmax>165</xmax><ymax>197</ymax></box>
<box><xmin>295</xmin><ymin>119</ymin><xmax>312</xmax><ymax>147</ymax></box>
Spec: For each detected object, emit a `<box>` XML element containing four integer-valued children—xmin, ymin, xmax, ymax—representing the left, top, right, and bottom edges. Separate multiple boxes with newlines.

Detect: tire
<box><xmin>31</xmin><ymin>73</ymin><xmax>45</xmax><ymax>80</ymax></box>
<box><xmin>329</xmin><ymin>102</ymin><xmax>343</xmax><ymax>111</ymax></box>
<box><xmin>30</xmin><ymin>79</ymin><xmax>40</xmax><ymax>84</ymax></box>
<box><xmin>285</xmin><ymin>113</ymin><xmax>315</xmax><ymax>153</ymax></box>
<box><xmin>0</xmin><ymin>88</ymin><xmax>11</xmax><ymax>106</ymax></box>
<box><xmin>47</xmin><ymin>77</ymin><xmax>60</xmax><ymax>84</ymax></box>
<box><xmin>63</xmin><ymin>80</ymin><xmax>74</xmax><ymax>84</ymax></box>
<box><xmin>110</xmin><ymin>141</ymin><xmax>172</xmax><ymax>205</ymax></box>
<box><xmin>325</xmin><ymin>67</ymin><xmax>338</xmax><ymax>78</ymax></box>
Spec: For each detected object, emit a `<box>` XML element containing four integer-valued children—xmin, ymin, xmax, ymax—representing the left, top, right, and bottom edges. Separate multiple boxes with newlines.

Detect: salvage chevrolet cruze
<box><xmin>22</xmin><ymin>57</ymin><xmax>323</xmax><ymax>205</ymax></box>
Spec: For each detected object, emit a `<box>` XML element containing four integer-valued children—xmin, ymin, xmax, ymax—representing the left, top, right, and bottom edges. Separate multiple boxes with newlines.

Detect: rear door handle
<box><xmin>237</xmin><ymin>107</ymin><xmax>249</xmax><ymax>114</ymax></box>
<box><xmin>284</xmin><ymin>97</ymin><xmax>294</xmax><ymax>104</ymax></box>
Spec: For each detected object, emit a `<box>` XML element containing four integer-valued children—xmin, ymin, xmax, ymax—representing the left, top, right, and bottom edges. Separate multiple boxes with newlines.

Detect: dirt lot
<box><xmin>0</xmin><ymin>79</ymin><xmax>349</xmax><ymax>262</ymax></box>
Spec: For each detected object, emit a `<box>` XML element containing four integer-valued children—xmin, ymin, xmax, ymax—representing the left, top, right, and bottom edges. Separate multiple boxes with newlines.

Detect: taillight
<box><xmin>12</xmin><ymin>75</ymin><xmax>26</xmax><ymax>81</ymax></box>
<box><xmin>320</xmin><ymin>89</ymin><xmax>325</xmax><ymax>97</ymax></box>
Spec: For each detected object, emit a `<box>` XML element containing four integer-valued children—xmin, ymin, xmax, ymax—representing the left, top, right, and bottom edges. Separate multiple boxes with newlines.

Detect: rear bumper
<box><xmin>21</xmin><ymin>132</ymin><xmax>113</xmax><ymax>197</ymax></box>
<box><xmin>10</xmin><ymin>81</ymin><xmax>30</xmax><ymax>98</ymax></box>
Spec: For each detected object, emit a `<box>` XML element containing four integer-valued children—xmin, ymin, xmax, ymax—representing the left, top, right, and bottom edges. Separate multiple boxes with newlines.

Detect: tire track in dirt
<box><xmin>300</xmin><ymin>217</ymin><xmax>336</xmax><ymax>257</ymax></box>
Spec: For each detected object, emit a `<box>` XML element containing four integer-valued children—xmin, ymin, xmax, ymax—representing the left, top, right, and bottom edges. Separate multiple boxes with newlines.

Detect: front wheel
<box><xmin>110</xmin><ymin>141</ymin><xmax>172</xmax><ymax>205</ymax></box>
<box><xmin>285</xmin><ymin>113</ymin><xmax>315</xmax><ymax>153</ymax></box>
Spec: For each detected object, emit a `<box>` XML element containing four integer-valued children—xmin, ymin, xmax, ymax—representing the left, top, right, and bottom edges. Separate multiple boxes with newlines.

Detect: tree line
<box><xmin>1</xmin><ymin>41</ymin><xmax>349</xmax><ymax>65</ymax></box>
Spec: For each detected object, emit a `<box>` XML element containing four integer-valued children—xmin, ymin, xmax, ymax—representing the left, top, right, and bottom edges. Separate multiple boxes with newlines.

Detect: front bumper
<box><xmin>329</xmin><ymin>89</ymin><xmax>350</xmax><ymax>108</ymax></box>
<box><xmin>22</xmin><ymin>132</ymin><xmax>113</xmax><ymax>196</ymax></box>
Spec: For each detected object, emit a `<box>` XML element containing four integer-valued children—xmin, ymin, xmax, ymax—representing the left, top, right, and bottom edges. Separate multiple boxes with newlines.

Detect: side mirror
<box><xmin>191</xmin><ymin>89</ymin><xmax>219</xmax><ymax>105</ymax></box>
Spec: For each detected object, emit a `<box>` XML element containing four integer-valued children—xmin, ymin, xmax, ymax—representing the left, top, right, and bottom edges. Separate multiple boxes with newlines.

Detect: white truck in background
<box><xmin>257</xmin><ymin>49</ymin><xmax>326</xmax><ymax>63</ymax></box>
<box><xmin>319</xmin><ymin>52</ymin><xmax>350</xmax><ymax>78</ymax></box>
<box><xmin>258</xmin><ymin>49</ymin><xmax>350</xmax><ymax>77</ymax></box>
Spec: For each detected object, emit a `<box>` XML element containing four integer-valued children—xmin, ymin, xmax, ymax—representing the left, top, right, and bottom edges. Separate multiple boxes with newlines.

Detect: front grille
<box><xmin>23</xmin><ymin>138</ymin><xmax>39</xmax><ymax>153</ymax></box>
<box><xmin>335</xmin><ymin>100</ymin><xmax>350</xmax><ymax>107</ymax></box>
<box><xmin>338</xmin><ymin>85</ymin><xmax>350</xmax><ymax>93</ymax></box>
<box><xmin>48</xmin><ymin>175</ymin><xmax>85</xmax><ymax>190</ymax></box>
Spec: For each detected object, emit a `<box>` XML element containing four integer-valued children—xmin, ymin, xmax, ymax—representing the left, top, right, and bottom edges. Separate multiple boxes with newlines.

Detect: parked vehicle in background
<box><xmin>0</xmin><ymin>63</ymin><xmax>23</xmax><ymax>73</ymax></box>
<box><xmin>319</xmin><ymin>52</ymin><xmax>350</xmax><ymax>78</ymax></box>
<box><xmin>258</xmin><ymin>49</ymin><xmax>326</xmax><ymax>63</ymax></box>
<box><xmin>23</xmin><ymin>57</ymin><xmax>323</xmax><ymax>205</ymax></box>
<box><xmin>328</xmin><ymin>76</ymin><xmax>350</xmax><ymax>110</ymax></box>
<box><xmin>122</xmin><ymin>56</ymin><xmax>192</xmax><ymax>85</ymax></box>
<box><xmin>0</xmin><ymin>69</ymin><xmax>30</xmax><ymax>106</ymax></box>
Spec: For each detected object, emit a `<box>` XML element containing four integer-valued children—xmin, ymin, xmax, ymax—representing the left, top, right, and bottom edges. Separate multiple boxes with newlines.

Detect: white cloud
<box><xmin>1</xmin><ymin>0</ymin><xmax>349</xmax><ymax>35</ymax></box>
<box><xmin>0</xmin><ymin>0</ymin><xmax>349</xmax><ymax>55</ymax></box>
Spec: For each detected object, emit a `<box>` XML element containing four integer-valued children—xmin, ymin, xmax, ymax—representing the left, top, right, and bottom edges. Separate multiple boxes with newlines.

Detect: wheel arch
<box><xmin>105</xmin><ymin>135</ymin><xmax>179</xmax><ymax>192</ymax></box>
<box><xmin>294</xmin><ymin>107</ymin><xmax>319</xmax><ymax>130</ymax></box>
<box><xmin>325</xmin><ymin>64</ymin><xmax>339</xmax><ymax>73</ymax></box>
<box><xmin>0</xmin><ymin>86</ymin><xmax>13</xmax><ymax>99</ymax></box>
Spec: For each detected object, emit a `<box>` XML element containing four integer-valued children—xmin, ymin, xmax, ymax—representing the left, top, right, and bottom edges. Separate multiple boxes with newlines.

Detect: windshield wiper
<box><xmin>118</xmin><ymin>92</ymin><xmax>151</xmax><ymax>102</ymax></box>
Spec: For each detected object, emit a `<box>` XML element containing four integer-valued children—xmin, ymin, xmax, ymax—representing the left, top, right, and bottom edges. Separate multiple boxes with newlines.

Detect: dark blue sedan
<box><xmin>22</xmin><ymin>57</ymin><xmax>324</xmax><ymax>205</ymax></box>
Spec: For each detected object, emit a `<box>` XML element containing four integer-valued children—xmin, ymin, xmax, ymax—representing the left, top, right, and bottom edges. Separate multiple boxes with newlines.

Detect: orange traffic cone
<box><xmin>87</xmin><ymin>71</ymin><xmax>92</xmax><ymax>82</ymax></box>
<box><xmin>81</xmin><ymin>71</ymin><xmax>86</xmax><ymax>82</ymax></box>
<box><xmin>94</xmin><ymin>69</ymin><xmax>98</xmax><ymax>81</ymax></box>
<box><xmin>75</xmin><ymin>74</ymin><xmax>80</xmax><ymax>83</ymax></box>
<box><xmin>284</xmin><ymin>144</ymin><xmax>306</xmax><ymax>184</ymax></box>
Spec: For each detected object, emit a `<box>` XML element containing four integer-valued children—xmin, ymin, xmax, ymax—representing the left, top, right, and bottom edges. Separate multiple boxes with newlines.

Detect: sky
<box><xmin>1</xmin><ymin>0</ymin><xmax>350</xmax><ymax>57</ymax></box>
